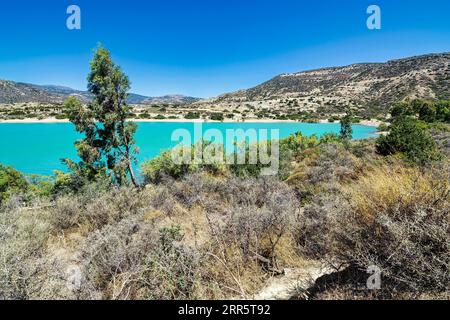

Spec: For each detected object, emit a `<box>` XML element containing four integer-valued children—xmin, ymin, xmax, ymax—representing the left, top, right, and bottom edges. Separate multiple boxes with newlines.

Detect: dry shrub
<box><xmin>146</xmin><ymin>184</ymin><xmax>186</xmax><ymax>216</ymax></box>
<box><xmin>81</xmin><ymin>216</ymin><xmax>202</xmax><ymax>300</ymax></box>
<box><xmin>222</xmin><ymin>184</ymin><xmax>299</xmax><ymax>268</ymax></box>
<box><xmin>199</xmin><ymin>176</ymin><xmax>301</xmax><ymax>298</ymax></box>
<box><xmin>306</xmin><ymin>143</ymin><xmax>363</xmax><ymax>185</ymax></box>
<box><xmin>145</xmin><ymin>173</ymin><xmax>304</xmax><ymax>298</ymax></box>
<box><xmin>288</xmin><ymin>143</ymin><xmax>366</xmax><ymax>199</ymax></box>
<box><xmin>51</xmin><ymin>196</ymin><xmax>82</xmax><ymax>230</ymax></box>
<box><xmin>0</xmin><ymin>172</ymin><xmax>306</xmax><ymax>300</ymax></box>
<box><xmin>47</xmin><ymin>186</ymin><xmax>152</xmax><ymax>234</ymax></box>
<box><xmin>0</xmin><ymin>206</ymin><xmax>52</xmax><ymax>299</ymax></box>
<box><xmin>200</xmin><ymin>242</ymin><xmax>265</xmax><ymax>298</ymax></box>
<box><xmin>430</xmin><ymin>128</ymin><xmax>450</xmax><ymax>157</ymax></box>
<box><xmin>82</xmin><ymin>187</ymin><xmax>146</xmax><ymax>230</ymax></box>
<box><xmin>296</xmin><ymin>193</ymin><xmax>346</xmax><ymax>259</ymax></box>
<box><xmin>346</xmin><ymin>165</ymin><xmax>436</xmax><ymax>219</ymax></box>
<box><xmin>299</xmin><ymin>163</ymin><xmax>449</xmax><ymax>297</ymax></box>
<box><xmin>338</xmin><ymin>164</ymin><xmax>449</xmax><ymax>293</ymax></box>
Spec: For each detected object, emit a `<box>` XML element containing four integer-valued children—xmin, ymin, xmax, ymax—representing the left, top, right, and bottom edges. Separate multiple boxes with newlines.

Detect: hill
<box><xmin>197</xmin><ymin>53</ymin><xmax>450</xmax><ymax>118</ymax></box>
<box><xmin>0</xmin><ymin>81</ymin><xmax>199</xmax><ymax>105</ymax></box>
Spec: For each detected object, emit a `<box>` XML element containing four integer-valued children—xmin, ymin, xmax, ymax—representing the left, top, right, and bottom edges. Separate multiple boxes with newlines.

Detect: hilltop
<box><xmin>195</xmin><ymin>53</ymin><xmax>450</xmax><ymax>119</ymax></box>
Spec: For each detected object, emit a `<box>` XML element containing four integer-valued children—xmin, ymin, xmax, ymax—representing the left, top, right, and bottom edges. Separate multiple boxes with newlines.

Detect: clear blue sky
<box><xmin>0</xmin><ymin>0</ymin><xmax>449</xmax><ymax>97</ymax></box>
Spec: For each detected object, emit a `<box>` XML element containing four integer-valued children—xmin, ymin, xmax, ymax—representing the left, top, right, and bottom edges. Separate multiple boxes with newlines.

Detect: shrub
<box><xmin>82</xmin><ymin>186</ymin><xmax>145</xmax><ymax>230</ymax></box>
<box><xmin>377</xmin><ymin>123</ymin><xmax>390</xmax><ymax>132</ymax></box>
<box><xmin>0</xmin><ymin>205</ymin><xmax>52</xmax><ymax>299</ymax></box>
<box><xmin>298</xmin><ymin>165</ymin><xmax>449</xmax><ymax>297</ymax></box>
<box><xmin>305</xmin><ymin>143</ymin><xmax>362</xmax><ymax>186</ymax></box>
<box><xmin>221</xmin><ymin>178</ymin><xmax>300</xmax><ymax>269</ymax></box>
<box><xmin>81</xmin><ymin>216</ymin><xmax>201</xmax><ymax>299</ymax></box>
<box><xmin>280</xmin><ymin>132</ymin><xmax>320</xmax><ymax>158</ymax></box>
<box><xmin>138</xmin><ymin>112</ymin><xmax>151</xmax><ymax>119</ymax></box>
<box><xmin>210</xmin><ymin>113</ymin><xmax>224</xmax><ymax>121</ymax></box>
<box><xmin>50</xmin><ymin>195</ymin><xmax>82</xmax><ymax>230</ymax></box>
<box><xmin>185</xmin><ymin>112</ymin><xmax>200</xmax><ymax>119</ymax></box>
<box><xmin>0</xmin><ymin>164</ymin><xmax>29</xmax><ymax>204</ymax></box>
<box><xmin>376</xmin><ymin>117</ymin><xmax>441</xmax><ymax>165</ymax></box>
<box><xmin>390</xmin><ymin>101</ymin><xmax>414</xmax><ymax>118</ymax></box>
<box><xmin>141</xmin><ymin>142</ymin><xmax>227</xmax><ymax>184</ymax></box>
<box><xmin>340</xmin><ymin>165</ymin><xmax>449</xmax><ymax>295</ymax></box>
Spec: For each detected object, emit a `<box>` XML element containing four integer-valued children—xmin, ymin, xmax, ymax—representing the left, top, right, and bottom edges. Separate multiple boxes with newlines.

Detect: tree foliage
<box><xmin>65</xmin><ymin>46</ymin><xmax>139</xmax><ymax>187</ymax></box>
<box><xmin>0</xmin><ymin>164</ymin><xmax>28</xmax><ymax>204</ymax></box>
<box><xmin>376</xmin><ymin>116</ymin><xmax>441</xmax><ymax>165</ymax></box>
<box><xmin>339</xmin><ymin>110</ymin><xmax>353</xmax><ymax>141</ymax></box>
<box><xmin>390</xmin><ymin>99</ymin><xmax>450</xmax><ymax>123</ymax></box>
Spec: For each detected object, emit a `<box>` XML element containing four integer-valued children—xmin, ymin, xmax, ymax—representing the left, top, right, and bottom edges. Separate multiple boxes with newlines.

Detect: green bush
<box><xmin>141</xmin><ymin>142</ymin><xmax>227</xmax><ymax>183</ymax></box>
<box><xmin>139</xmin><ymin>112</ymin><xmax>151</xmax><ymax>119</ymax></box>
<box><xmin>391</xmin><ymin>99</ymin><xmax>450</xmax><ymax>124</ymax></box>
<box><xmin>185</xmin><ymin>112</ymin><xmax>200</xmax><ymax>119</ymax></box>
<box><xmin>390</xmin><ymin>101</ymin><xmax>415</xmax><ymax>118</ymax></box>
<box><xmin>376</xmin><ymin>117</ymin><xmax>441</xmax><ymax>165</ymax></box>
<box><xmin>377</xmin><ymin>123</ymin><xmax>390</xmax><ymax>132</ymax></box>
<box><xmin>280</xmin><ymin>132</ymin><xmax>320</xmax><ymax>157</ymax></box>
<box><xmin>210</xmin><ymin>113</ymin><xmax>224</xmax><ymax>121</ymax></box>
<box><xmin>0</xmin><ymin>164</ymin><xmax>29</xmax><ymax>204</ymax></box>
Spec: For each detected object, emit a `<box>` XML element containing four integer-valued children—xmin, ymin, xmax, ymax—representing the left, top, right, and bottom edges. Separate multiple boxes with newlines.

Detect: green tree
<box><xmin>339</xmin><ymin>110</ymin><xmax>353</xmax><ymax>141</ymax></box>
<box><xmin>412</xmin><ymin>99</ymin><xmax>437</xmax><ymax>122</ymax></box>
<box><xmin>0</xmin><ymin>164</ymin><xmax>28</xmax><ymax>203</ymax></box>
<box><xmin>376</xmin><ymin>116</ymin><xmax>440</xmax><ymax>165</ymax></box>
<box><xmin>210</xmin><ymin>113</ymin><xmax>224</xmax><ymax>121</ymax></box>
<box><xmin>390</xmin><ymin>101</ymin><xmax>415</xmax><ymax>118</ymax></box>
<box><xmin>436</xmin><ymin>100</ymin><xmax>450</xmax><ymax>123</ymax></box>
<box><xmin>65</xmin><ymin>46</ymin><xmax>139</xmax><ymax>187</ymax></box>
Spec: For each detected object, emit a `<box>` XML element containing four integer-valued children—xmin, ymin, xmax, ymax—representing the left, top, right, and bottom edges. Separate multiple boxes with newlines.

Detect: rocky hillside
<box><xmin>142</xmin><ymin>94</ymin><xmax>200</xmax><ymax>105</ymax></box>
<box><xmin>0</xmin><ymin>81</ymin><xmax>63</xmax><ymax>104</ymax></box>
<box><xmin>205</xmin><ymin>53</ymin><xmax>449</xmax><ymax>115</ymax></box>
<box><xmin>0</xmin><ymin>81</ymin><xmax>199</xmax><ymax>105</ymax></box>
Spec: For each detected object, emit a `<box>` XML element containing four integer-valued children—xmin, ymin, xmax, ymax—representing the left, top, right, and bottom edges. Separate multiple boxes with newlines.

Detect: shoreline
<box><xmin>0</xmin><ymin>117</ymin><xmax>382</xmax><ymax>127</ymax></box>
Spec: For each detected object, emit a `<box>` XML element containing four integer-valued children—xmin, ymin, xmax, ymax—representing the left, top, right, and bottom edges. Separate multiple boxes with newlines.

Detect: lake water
<box><xmin>0</xmin><ymin>122</ymin><xmax>377</xmax><ymax>176</ymax></box>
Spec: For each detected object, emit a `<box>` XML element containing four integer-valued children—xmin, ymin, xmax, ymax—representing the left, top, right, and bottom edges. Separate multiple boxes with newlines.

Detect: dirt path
<box><xmin>254</xmin><ymin>262</ymin><xmax>333</xmax><ymax>300</ymax></box>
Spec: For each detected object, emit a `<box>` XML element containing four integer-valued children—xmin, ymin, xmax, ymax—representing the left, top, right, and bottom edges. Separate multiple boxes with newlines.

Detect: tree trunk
<box><xmin>128</xmin><ymin>160</ymin><xmax>138</xmax><ymax>187</ymax></box>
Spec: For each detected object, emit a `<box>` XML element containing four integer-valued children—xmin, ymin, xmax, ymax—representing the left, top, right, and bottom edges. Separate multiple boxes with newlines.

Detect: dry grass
<box><xmin>298</xmin><ymin>162</ymin><xmax>449</xmax><ymax>298</ymax></box>
<box><xmin>344</xmin><ymin>165</ymin><xmax>443</xmax><ymax>221</ymax></box>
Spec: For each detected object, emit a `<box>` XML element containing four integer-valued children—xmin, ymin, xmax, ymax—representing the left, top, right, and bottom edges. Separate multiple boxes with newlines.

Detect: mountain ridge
<box><xmin>198</xmin><ymin>52</ymin><xmax>449</xmax><ymax>117</ymax></box>
<box><xmin>0</xmin><ymin>80</ymin><xmax>200</xmax><ymax>105</ymax></box>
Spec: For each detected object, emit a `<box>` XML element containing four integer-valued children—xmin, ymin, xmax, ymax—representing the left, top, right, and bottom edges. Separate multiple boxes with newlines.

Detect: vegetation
<box><xmin>376</xmin><ymin>100</ymin><xmax>449</xmax><ymax>165</ymax></box>
<box><xmin>64</xmin><ymin>46</ymin><xmax>139</xmax><ymax>187</ymax></box>
<box><xmin>2</xmin><ymin>120</ymin><xmax>448</xmax><ymax>299</ymax></box>
<box><xmin>185</xmin><ymin>111</ymin><xmax>200</xmax><ymax>119</ymax></box>
<box><xmin>1</xmin><ymin>50</ymin><xmax>449</xmax><ymax>300</ymax></box>
<box><xmin>339</xmin><ymin>110</ymin><xmax>353</xmax><ymax>141</ymax></box>
<box><xmin>376</xmin><ymin>116</ymin><xmax>441</xmax><ymax>165</ymax></box>
<box><xmin>210</xmin><ymin>112</ymin><xmax>224</xmax><ymax>121</ymax></box>
<box><xmin>0</xmin><ymin>164</ymin><xmax>28</xmax><ymax>204</ymax></box>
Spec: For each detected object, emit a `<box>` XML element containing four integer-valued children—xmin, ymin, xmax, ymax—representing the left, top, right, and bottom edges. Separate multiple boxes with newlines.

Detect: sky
<box><xmin>0</xmin><ymin>0</ymin><xmax>449</xmax><ymax>98</ymax></box>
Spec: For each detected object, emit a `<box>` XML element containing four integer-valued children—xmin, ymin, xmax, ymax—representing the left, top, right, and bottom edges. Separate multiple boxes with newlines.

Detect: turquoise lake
<box><xmin>0</xmin><ymin>122</ymin><xmax>377</xmax><ymax>176</ymax></box>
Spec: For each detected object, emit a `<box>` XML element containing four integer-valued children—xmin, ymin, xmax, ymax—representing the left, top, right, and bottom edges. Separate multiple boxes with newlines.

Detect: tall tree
<box><xmin>340</xmin><ymin>110</ymin><xmax>353</xmax><ymax>141</ymax></box>
<box><xmin>65</xmin><ymin>45</ymin><xmax>139</xmax><ymax>187</ymax></box>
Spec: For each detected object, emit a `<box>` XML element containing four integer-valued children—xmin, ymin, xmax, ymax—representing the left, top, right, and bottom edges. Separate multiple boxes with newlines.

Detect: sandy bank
<box><xmin>0</xmin><ymin>117</ymin><xmax>380</xmax><ymax>127</ymax></box>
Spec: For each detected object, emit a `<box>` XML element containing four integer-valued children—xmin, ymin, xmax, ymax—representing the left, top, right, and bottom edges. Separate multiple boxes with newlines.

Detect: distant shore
<box><xmin>0</xmin><ymin>117</ymin><xmax>382</xmax><ymax>127</ymax></box>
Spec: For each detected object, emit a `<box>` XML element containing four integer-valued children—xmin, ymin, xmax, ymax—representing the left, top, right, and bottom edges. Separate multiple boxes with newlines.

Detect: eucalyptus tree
<box><xmin>65</xmin><ymin>46</ymin><xmax>139</xmax><ymax>187</ymax></box>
